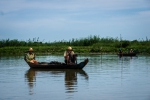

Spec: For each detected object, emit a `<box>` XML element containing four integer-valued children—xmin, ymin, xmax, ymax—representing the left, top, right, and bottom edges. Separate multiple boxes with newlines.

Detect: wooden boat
<box><xmin>25</xmin><ymin>58</ymin><xmax>89</xmax><ymax>69</ymax></box>
<box><xmin>117</xmin><ymin>53</ymin><xmax>137</xmax><ymax>57</ymax></box>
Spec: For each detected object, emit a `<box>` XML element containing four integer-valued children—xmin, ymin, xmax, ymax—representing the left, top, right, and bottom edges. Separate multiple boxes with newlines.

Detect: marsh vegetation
<box><xmin>0</xmin><ymin>35</ymin><xmax>150</xmax><ymax>55</ymax></box>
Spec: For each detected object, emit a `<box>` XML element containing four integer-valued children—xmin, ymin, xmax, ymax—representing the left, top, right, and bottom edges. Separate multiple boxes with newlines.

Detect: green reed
<box><xmin>0</xmin><ymin>36</ymin><xmax>150</xmax><ymax>55</ymax></box>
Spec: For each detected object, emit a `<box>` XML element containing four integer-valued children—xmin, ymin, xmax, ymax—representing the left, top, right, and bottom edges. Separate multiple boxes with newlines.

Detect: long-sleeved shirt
<box><xmin>25</xmin><ymin>53</ymin><xmax>35</xmax><ymax>62</ymax></box>
<box><xmin>64</xmin><ymin>51</ymin><xmax>74</xmax><ymax>57</ymax></box>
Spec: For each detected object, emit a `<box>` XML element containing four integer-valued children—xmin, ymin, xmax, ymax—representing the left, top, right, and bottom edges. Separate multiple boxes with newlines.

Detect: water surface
<box><xmin>0</xmin><ymin>54</ymin><xmax>150</xmax><ymax>100</ymax></box>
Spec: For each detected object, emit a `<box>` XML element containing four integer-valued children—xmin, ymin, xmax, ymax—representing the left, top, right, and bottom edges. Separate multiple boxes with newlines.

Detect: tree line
<box><xmin>0</xmin><ymin>35</ymin><xmax>150</xmax><ymax>54</ymax></box>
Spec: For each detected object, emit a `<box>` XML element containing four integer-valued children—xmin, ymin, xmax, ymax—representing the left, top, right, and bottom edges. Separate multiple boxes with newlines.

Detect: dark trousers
<box><xmin>65</xmin><ymin>54</ymin><xmax>77</xmax><ymax>64</ymax></box>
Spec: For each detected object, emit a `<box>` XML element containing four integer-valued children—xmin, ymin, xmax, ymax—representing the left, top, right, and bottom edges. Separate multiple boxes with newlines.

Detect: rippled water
<box><xmin>0</xmin><ymin>54</ymin><xmax>150</xmax><ymax>100</ymax></box>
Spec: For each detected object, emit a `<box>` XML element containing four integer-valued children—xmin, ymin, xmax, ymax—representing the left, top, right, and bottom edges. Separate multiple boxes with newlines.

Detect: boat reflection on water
<box><xmin>25</xmin><ymin>68</ymin><xmax>88</xmax><ymax>94</ymax></box>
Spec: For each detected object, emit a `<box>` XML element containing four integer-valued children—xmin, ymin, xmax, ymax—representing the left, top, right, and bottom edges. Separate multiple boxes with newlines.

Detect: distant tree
<box><xmin>122</xmin><ymin>40</ymin><xmax>130</xmax><ymax>48</ymax></box>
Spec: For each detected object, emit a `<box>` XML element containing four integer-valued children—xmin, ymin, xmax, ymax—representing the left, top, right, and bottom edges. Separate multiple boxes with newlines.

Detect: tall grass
<box><xmin>0</xmin><ymin>35</ymin><xmax>150</xmax><ymax>54</ymax></box>
<box><xmin>0</xmin><ymin>36</ymin><xmax>120</xmax><ymax>47</ymax></box>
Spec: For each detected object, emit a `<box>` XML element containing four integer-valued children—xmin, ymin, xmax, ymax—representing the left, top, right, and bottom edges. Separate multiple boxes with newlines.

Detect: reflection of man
<box><xmin>64</xmin><ymin>70</ymin><xmax>88</xmax><ymax>93</ymax></box>
<box><xmin>65</xmin><ymin>70</ymin><xmax>77</xmax><ymax>93</ymax></box>
<box><xmin>25</xmin><ymin>69</ymin><xmax>37</xmax><ymax>95</ymax></box>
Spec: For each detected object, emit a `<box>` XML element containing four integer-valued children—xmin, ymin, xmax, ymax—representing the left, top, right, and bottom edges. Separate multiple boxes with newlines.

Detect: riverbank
<box><xmin>0</xmin><ymin>46</ymin><xmax>149</xmax><ymax>55</ymax></box>
<box><xmin>0</xmin><ymin>36</ymin><xmax>150</xmax><ymax>55</ymax></box>
<box><xmin>0</xmin><ymin>46</ymin><xmax>149</xmax><ymax>56</ymax></box>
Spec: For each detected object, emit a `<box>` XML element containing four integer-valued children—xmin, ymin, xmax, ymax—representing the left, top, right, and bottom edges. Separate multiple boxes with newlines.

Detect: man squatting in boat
<box><xmin>64</xmin><ymin>46</ymin><xmax>77</xmax><ymax>64</ymax></box>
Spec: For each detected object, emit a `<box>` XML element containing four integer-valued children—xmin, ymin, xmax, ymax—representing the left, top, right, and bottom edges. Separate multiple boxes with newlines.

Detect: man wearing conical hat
<box><xmin>64</xmin><ymin>46</ymin><xmax>77</xmax><ymax>64</ymax></box>
<box><xmin>25</xmin><ymin>47</ymin><xmax>38</xmax><ymax>64</ymax></box>
<box><xmin>130</xmin><ymin>49</ymin><xmax>133</xmax><ymax>53</ymax></box>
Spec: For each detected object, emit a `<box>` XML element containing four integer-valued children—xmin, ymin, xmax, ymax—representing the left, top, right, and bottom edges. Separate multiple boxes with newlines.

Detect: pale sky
<box><xmin>0</xmin><ymin>0</ymin><xmax>150</xmax><ymax>42</ymax></box>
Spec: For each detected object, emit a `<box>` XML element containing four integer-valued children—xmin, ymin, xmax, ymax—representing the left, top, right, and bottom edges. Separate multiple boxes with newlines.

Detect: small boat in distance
<box><xmin>117</xmin><ymin>53</ymin><xmax>137</xmax><ymax>57</ymax></box>
<box><xmin>25</xmin><ymin>58</ymin><xmax>89</xmax><ymax>69</ymax></box>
